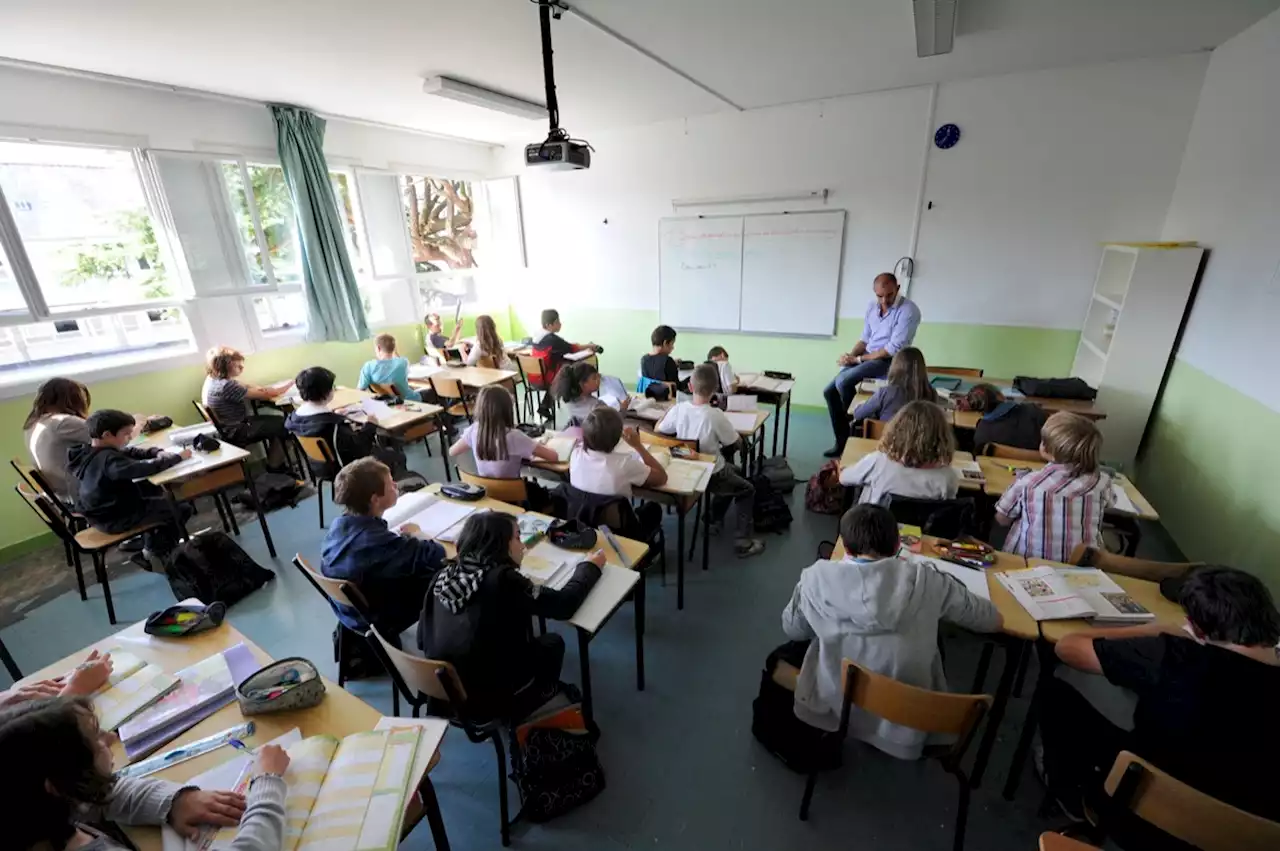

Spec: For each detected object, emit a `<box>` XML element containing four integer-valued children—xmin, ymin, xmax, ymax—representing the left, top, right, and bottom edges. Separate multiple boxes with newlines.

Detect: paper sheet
<box><xmin>906</xmin><ymin>553</ymin><xmax>990</xmax><ymax>601</ymax></box>
<box><xmin>361</xmin><ymin>397</ymin><xmax>394</xmax><ymax>419</ymax></box>
<box><xmin>397</xmin><ymin>500</ymin><xmax>476</xmax><ymax>541</ymax></box>
<box><xmin>726</xmin><ymin>394</ymin><xmax>758</xmax><ymax>411</ymax></box>
<box><xmin>564</xmin><ymin>349</ymin><xmax>595</xmax><ymax>362</ymax></box>
<box><xmin>663</xmin><ymin>458</ymin><xmax>714</xmax><ymax>493</ymax></box>
<box><xmin>599</xmin><ymin>375</ymin><xmax>628</xmax><ymax>405</ymax></box>
<box><xmin>540</xmin><ymin>434</ymin><xmax>577</xmax><ymax>462</ymax></box>
<box><xmin>1110</xmin><ymin>481</ymin><xmax>1139</xmax><ymax>515</ymax></box>
<box><xmin>724</xmin><ymin>411</ymin><xmax>759</xmax><ymax>432</ymax></box>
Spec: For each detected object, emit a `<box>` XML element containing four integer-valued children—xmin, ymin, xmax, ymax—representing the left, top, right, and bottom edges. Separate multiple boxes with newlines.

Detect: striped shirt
<box><xmin>995</xmin><ymin>463</ymin><xmax>1113</xmax><ymax>562</ymax></box>
<box><xmin>202</xmin><ymin>376</ymin><xmax>251</xmax><ymax>426</ymax></box>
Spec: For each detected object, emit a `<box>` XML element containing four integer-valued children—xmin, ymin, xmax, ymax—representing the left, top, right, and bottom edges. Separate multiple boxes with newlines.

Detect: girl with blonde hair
<box><xmin>839</xmin><ymin>400</ymin><xmax>959</xmax><ymax>506</ymax></box>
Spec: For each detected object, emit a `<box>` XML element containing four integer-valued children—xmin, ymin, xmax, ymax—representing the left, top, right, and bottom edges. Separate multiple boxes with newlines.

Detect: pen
<box><xmin>599</xmin><ymin>526</ymin><xmax>628</xmax><ymax>569</ymax></box>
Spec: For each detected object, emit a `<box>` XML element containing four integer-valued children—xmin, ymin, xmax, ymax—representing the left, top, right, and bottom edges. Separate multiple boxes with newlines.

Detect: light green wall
<box><xmin>510</xmin><ymin>305</ymin><xmax>1079</xmax><ymax>408</ymax></box>
<box><xmin>0</xmin><ymin>322</ymin><xmax>427</xmax><ymax>560</ymax></box>
<box><xmin>1138</xmin><ymin>359</ymin><xmax>1280</xmax><ymax>595</ymax></box>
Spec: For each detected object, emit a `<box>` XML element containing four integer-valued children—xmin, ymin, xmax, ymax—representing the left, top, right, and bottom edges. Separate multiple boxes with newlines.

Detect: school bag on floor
<box><xmin>751</xmin><ymin>473</ymin><xmax>793</xmax><ymax>533</ymax></box>
<box><xmin>804</xmin><ymin>460</ymin><xmax>844</xmax><ymax>515</ymax></box>
<box><xmin>231</xmin><ymin>472</ymin><xmax>304</xmax><ymax>513</ymax></box>
<box><xmin>510</xmin><ymin>701</ymin><xmax>606</xmax><ymax>822</ymax></box>
<box><xmin>759</xmin><ymin>456</ymin><xmax>797</xmax><ymax>493</ymax></box>
<box><xmin>165</xmin><ymin>530</ymin><xmax>275</xmax><ymax>606</ymax></box>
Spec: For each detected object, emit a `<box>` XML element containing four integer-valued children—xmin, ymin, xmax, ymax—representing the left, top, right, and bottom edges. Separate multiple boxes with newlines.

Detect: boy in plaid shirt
<box><xmin>995</xmin><ymin>412</ymin><xmax>1112</xmax><ymax>562</ymax></box>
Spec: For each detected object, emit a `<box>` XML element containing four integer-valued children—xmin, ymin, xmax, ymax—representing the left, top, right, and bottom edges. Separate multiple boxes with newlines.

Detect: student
<box><xmin>0</xmin><ymin>649</ymin><xmax>112</xmax><ymax>709</ymax></box>
<box><xmin>851</xmin><ymin>346</ymin><xmax>937</xmax><ymax>424</ymax></box>
<box><xmin>67</xmin><ymin>410</ymin><xmax>192</xmax><ymax>568</ymax></box>
<box><xmin>450</xmin><ymin>386</ymin><xmax>558</xmax><ymax>479</ymax></box>
<box><xmin>23</xmin><ymin>377</ymin><xmax>93</xmax><ymax>502</ymax></box>
<box><xmin>960</xmin><ymin>383</ymin><xmax>1050</xmax><ymax>453</ymax></box>
<box><xmin>531</xmin><ymin>309</ymin><xmax>600</xmax><ymax>417</ymax></box>
<box><xmin>656</xmin><ymin>363</ymin><xmax>765</xmax><ymax>558</ymax></box>
<box><xmin>995</xmin><ymin>411</ymin><xmax>1111</xmax><ymax>562</ymax></box>
<box><xmin>569</xmin><ymin>407</ymin><xmax>666</xmax><ymax>538</ymax></box>
<box><xmin>424</xmin><ymin>311</ymin><xmax>463</xmax><ymax>352</ymax></box>
<box><xmin>839</xmin><ymin>401</ymin><xmax>959</xmax><ymax>506</ymax></box>
<box><xmin>706</xmin><ymin>346</ymin><xmax>739</xmax><ymax>394</ymax></box>
<box><xmin>551</xmin><ymin>361</ymin><xmax>629</xmax><ymax>427</ymax></box>
<box><xmin>0</xmin><ymin>696</ymin><xmax>289</xmax><ymax>851</ymax></box>
<box><xmin>201</xmin><ymin>346</ymin><xmax>291</xmax><ymax>470</ymax></box>
<box><xmin>778</xmin><ymin>503</ymin><xmax>1001</xmax><ymax>757</ymax></box>
<box><xmin>418</xmin><ymin>511</ymin><xmax>603</xmax><ymax>721</ymax></box>
<box><xmin>464</xmin><ymin>314</ymin><xmax>512</xmax><ymax>369</ymax></box>
<box><xmin>357</xmin><ymin>333</ymin><xmax>422</xmax><ymax>402</ymax></box>
<box><xmin>639</xmin><ymin>325</ymin><xmax>688</xmax><ymax>394</ymax></box>
<box><xmin>321</xmin><ymin>457</ymin><xmax>446</xmax><ymax>637</ymax></box>
<box><xmin>286</xmin><ymin>366</ymin><xmax>418</xmax><ymax>486</ymax></box>
<box><xmin>1042</xmin><ymin>566</ymin><xmax>1280</xmax><ymax>835</ymax></box>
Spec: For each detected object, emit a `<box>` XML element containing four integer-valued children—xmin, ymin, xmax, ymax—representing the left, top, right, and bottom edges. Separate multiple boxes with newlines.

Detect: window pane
<box><xmin>0</xmin><ymin>242</ymin><xmax>26</xmax><ymax>312</ymax></box>
<box><xmin>252</xmin><ymin>292</ymin><xmax>307</xmax><ymax>332</ymax></box>
<box><xmin>401</xmin><ymin>175</ymin><xmax>478</xmax><ymax>273</ymax></box>
<box><xmin>0</xmin><ymin>307</ymin><xmax>192</xmax><ymax>380</ymax></box>
<box><xmin>330</xmin><ymin>171</ymin><xmax>368</xmax><ymax>279</ymax></box>
<box><xmin>221</xmin><ymin>162</ymin><xmax>301</xmax><ymax>287</ymax></box>
<box><xmin>0</xmin><ymin>141</ymin><xmax>173</xmax><ymax>310</ymax></box>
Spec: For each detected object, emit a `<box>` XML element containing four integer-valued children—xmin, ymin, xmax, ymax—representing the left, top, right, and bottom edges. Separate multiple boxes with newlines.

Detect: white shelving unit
<box><xmin>1072</xmin><ymin>243</ymin><xmax>1203</xmax><ymax>469</ymax></box>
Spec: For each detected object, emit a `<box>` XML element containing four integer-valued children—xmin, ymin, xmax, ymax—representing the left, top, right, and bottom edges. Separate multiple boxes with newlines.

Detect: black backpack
<box><xmin>165</xmin><ymin>530</ymin><xmax>275</xmax><ymax>606</ymax></box>
<box><xmin>751</xmin><ymin>473</ymin><xmax>793</xmax><ymax>534</ymax></box>
<box><xmin>232</xmin><ymin>472</ymin><xmax>304</xmax><ymax>512</ymax></box>
<box><xmin>511</xmin><ymin>724</ymin><xmax>606</xmax><ymax>822</ymax></box>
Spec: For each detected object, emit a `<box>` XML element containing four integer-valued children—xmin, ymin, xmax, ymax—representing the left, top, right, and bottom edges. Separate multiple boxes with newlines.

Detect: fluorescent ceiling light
<box><xmin>422</xmin><ymin>76</ymin><xmax>546</xmax><ymax>121</ymax></box>
<box><xmin>914</xmin><ymin>0</ymin><xmax>957</xmax><ymax>57</ymax></box>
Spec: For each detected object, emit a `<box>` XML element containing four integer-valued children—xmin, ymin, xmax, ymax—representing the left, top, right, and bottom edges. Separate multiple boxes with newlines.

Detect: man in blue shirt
<box><xmin>822</xmin><ymin>273</ymin><xmax>922</xmax><ymax>456</ymax></box>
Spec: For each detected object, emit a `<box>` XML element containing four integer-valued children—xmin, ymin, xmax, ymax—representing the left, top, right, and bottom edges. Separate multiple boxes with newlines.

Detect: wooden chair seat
<box><xmin>772</xmin><ymin>660</ymin><xmax>800</xmax><ymax>691</ymax></box>
<box><xmin>73</xmin><ymin>520</ymin><xmax>165</xmax><ymax>552</ymax></box>
<box><xmin>459</xmin><ymin>471</ymin><xmax>528</xmax><ymax>504</ymax></box>
<box><xmin>982</xmin><ymin>442</ymin><xmax>1043</xmax><ymax>462</ymax></box>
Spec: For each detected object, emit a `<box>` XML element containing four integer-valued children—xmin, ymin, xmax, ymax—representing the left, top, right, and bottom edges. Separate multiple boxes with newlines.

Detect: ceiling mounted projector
<box><xmin>914</xmin><ymin>0</ymin><xmax>957</xmax><ymax>57</ymax></box>
<box><xmin>422</xmin><ymin>76</ymin><xmax>547</xmax><ymax>121</ymax></box>
<box><xmin>524</xmin><ymin>0</ymin><xmax>592</xmax><ymax>171</ymax></box>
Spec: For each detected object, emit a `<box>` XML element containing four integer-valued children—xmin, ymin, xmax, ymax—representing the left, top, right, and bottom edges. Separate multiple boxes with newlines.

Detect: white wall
<box><xmin>1160</xmin><ymin>8</ymin><xmax>1280</xmax><ymax>413</ymax></box>
<box><xmin>500</xmin><ymin>54</ymin><xmax>1208</xmax><ymax>332</ymax></box>
<box><xmin>0</xmin><ymin>65</ymin><xmax>495</xmax><ymax>175</ymax></box>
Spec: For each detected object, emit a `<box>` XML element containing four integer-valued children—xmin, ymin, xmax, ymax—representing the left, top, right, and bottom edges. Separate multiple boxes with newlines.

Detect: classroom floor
<box><xmin>1</xmin><ymin>410</ymin><xmax>1182</xmax><ymax>851</ymax></box>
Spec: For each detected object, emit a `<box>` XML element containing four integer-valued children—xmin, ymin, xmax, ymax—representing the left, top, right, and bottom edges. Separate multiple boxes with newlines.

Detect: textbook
<box><xmin>996</xmin><ymin>564</ymin><xmax>1154</xmax><ymax>623</ymax></box>
<box><xmin>71</xmin><ymin>648</ymin><xmax>181</xmax><ymax>732</ymax></box>
<box><xmin>952</xmin><ymin>459</ymin><xmax>986</xmax><ymax>484</ymax></box>
<box><xmin>170</xmin><ymin>726</ymin><xmax>424</xmax><ymax>851</ymax></box>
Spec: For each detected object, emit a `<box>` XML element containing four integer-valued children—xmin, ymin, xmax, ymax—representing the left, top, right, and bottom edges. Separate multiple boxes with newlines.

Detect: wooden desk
<box><xmin>22</xmin><ymin>613</ymin><xmax>449</xmax><ymax>851</ymax></box>
<box><xmin>728</xmin><ymin>408</ymin><xmax>771</xmax><ymax>476</ymax></box>
<box><xmin>735</xmin><ymin>372</ymin><xmax>797</xmax><ymax>457</ymax></box>
<box><xmin>384</xmin><ymin>486</ymin><xmax>651</xmax><ymax>723</ymax></box>
<box><xmin>976</xmin><ymin>457</ymin><xmax>1159</xmax><ymax>520</ymax></box>
<box><xmin>407</xmin><ymin>364</ymin><xmax>520</xmax><ymax>390</ymax></box>
<box><xmin>848</xmin><ymin>392</ymin><xmax>982</xmax><ymax>429</ymax></box>
<box><xmin>855</xmin><ymin>377</ymin><xmax>1107</xmax><ymax>421</ymax></box>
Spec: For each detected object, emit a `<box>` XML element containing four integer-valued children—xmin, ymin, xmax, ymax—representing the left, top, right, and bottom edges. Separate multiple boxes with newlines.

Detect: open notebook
<box><xmin>996</xmin><ymin>564</ymin><xmax>1154</xmax><ymax>623</ymax></box>
<box><xmin>77</xmin><ymin>648</ymin><xmax>180</xmax><ymax>732</ymax></box>
<box><xmin>173</xmin><ymin>726</ymin><xmax>424</xmax><ymax>851</ymax></box>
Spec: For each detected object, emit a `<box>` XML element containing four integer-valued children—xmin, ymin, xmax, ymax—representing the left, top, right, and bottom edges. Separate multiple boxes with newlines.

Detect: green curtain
<box><xmin>270</xmin><ymin>105</ymin><xmax>369</xmax><ymax>343</ymax></box>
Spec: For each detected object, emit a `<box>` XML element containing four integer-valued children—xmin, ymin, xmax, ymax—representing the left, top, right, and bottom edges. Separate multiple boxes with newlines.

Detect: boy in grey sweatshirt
<box><xmin>782</xmin><ymin>504</ymin><xmax>1002</xmax><ymax>759</ymax></box>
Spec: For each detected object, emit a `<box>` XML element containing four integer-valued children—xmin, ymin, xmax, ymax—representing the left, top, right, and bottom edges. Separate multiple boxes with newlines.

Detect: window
<box><xmin>219</xmin><ymin>161</ymin><xmax>301</xmax><ymax>288</ymax></box>
<box><xmin>0</xmin><ymin>141</ymin><xmax>177</xmax><ymax>312</ymax></box>
<box><xmin>400</xmin><ymin>175</ymin><xmax>478</xmax><ymax>273</ymax></box>
<box><xmin>0</xmin><ymin>307</ymin><xmax>192</xmax><ymax>376</ymax></box>
<box><xmin>330</xmin><ymin>170</ymin><xmax>369</xmax><ymax>279</ymax></box>
<box><xmin>252</xmin><ymin>291</ymin><xmax>308</xmax><ymax>333</ymax></box>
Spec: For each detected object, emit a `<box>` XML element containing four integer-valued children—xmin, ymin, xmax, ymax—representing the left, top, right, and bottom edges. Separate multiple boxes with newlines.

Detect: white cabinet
<box><xmin>1072</xmin><ymin>243</ymin><xmax>1204</xmax><ymax>468</ymax></box>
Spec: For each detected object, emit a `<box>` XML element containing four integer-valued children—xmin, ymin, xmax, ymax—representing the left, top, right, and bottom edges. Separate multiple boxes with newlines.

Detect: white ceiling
<box><xmin>0</xmin><ymin>0</ymin><xmax>1276</xmax><ymax>144</ymax></box>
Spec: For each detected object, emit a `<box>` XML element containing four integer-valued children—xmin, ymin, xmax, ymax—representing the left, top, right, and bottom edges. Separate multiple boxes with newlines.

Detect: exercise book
<box><xmin>70</xmin><ymin>648</ymin><xmax>181</xmax><ymax>732</ymax></box>
<box><xmin>394</xmin><ymin>497</ymin><xmax>476</xmax><ymax>542</ymax></box>
<box><xmin>724</xmin><ymin>411</ymin><xmax>759</xmax><ymax>432</ymax></box>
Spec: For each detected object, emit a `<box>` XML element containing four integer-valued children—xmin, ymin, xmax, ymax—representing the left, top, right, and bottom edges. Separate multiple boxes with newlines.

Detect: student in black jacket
<box><xmin>284</xmin><ymin>366</ymin><xmax>420</xmax><ymax>488</ymax></box>
<box><xmin>962</xmin><ymin>383</ymin><xmax>1049</xmax><ymax>453</ymax></box>
<box><xmin>418</xmin><ymin>510</ymin><xmax>603</xmax><ymax>722</ymax></box>
<box><xmin>67</xmin><ymin>409</ymin><xmax>191</xmax><ymax>568</ymax></box>
<box><xmin>639</xmin><ymin>324</ymin><xmax>689</xmax><ymax>394</ymax></box>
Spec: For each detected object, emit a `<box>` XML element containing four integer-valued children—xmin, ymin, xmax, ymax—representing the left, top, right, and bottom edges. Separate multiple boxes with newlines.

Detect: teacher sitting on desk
<box><xmin>822</xmin><ymin>273</ymin><xmax>921</xmax><ymax>457</ymax></box>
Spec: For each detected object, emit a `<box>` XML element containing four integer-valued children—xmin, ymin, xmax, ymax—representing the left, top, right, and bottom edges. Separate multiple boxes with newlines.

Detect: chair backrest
<box><xmin>291</xmin><ymin>553</ymin><xmax>364</xmax><ymax>611</ymax></box>
<box><xmin>840</xmin><ymin>659</ymin><xmax>990</xmax><ymax>759</ymax></box>
<box><xmin>294</xmin><ymin>434</ymin><xmax>337</xmax><ymax>468</ymax></box>
<box><xmin>14</xmin><ymin>485</ymin><xmax>73</xmax><ymax>543</ymax></box>
<box><xmin>517</xmin><ymin>353</ymin><xmax>547</xmax><ymax>384</ymax></box>
<box><xmin>476</xmin><ymin>355</ymin><xmax>496</xmax><ymax>369</ymax></box>
<box><xmin>640</xmin><ymin>430</ymin><xmax>698</xmax><ymax>452</ymax></box>
<box><xmin>1067</xmin><ymin>545</ymin><xmax>1202</xmax><ymax>583</ymax></box>
<box><xmin>982</xmin><ymin>442</ymin><xmax>1043</xmax><ymax>462</ymax></box>
<box><xmin>931</xmin><ymin>366</ymin><xmax>984</xmax><ymax>378</ymax></box>
<box><xmin>366</xmin><ymin>624</ymin><xmax>468</xmax><ymax>704</ymax></box>
<box><xmin>12</xmin><ymin>459</ymin><xmax>76</xmax><ymax>525</ymax></box>
<box><xmin>1103</xmin><ymin>751</ymin><xmax>1280</xmax><ymax>851</ymax></box>
<box><xmin>10</xmin><ymin>457</ymin><xmax>36</xmax><ymax>490</ymax></box>
<box><xmin>1038</xmin><ymin>834</ymin><xmax>1100</xmax><ymax>851</ymax></box>
<box><xmin>367</xmin><ymin>382</ymin><xmax>400</xmax><ymax>398</ymax></box>
<box><xmin>459</xmin><ymin>470</ymin><xmax>528</xmax><ymax>504</ymax></box>
<box><xmin>887</xmin><ymin>494</ymin><xmax>977</xmax><ymax>540</ymax></box>
<box><xmin>193</xmin><ymin>400</ymin><xmax>220</xmax><ymax>428</ymax></box>
<box><xmin>861</xmin><ymin>419</ymin><xmax>887</xmax><ymax>440</ymax></box>
<box><xmin>430</xmin><ymin>375</ymin><xmax>465</xmax><ymax>401</ymax></box>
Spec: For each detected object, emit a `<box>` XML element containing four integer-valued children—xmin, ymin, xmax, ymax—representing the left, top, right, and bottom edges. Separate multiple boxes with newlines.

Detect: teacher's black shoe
<box><xmin>822</xmin><ymin>445</ymin><xmax>843</xmax><ymax>458</ymax></box>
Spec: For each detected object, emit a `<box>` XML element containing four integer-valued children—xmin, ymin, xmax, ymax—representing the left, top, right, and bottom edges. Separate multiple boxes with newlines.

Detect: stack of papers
<box><xmin>394</xmin><ymin>497</ymin><xmax>476</xmax><ymax>542</ymax></box>
<box><xmin>996</xmin><ymin>565</ymin><xmax>1154</xmax><ymax>623</ymax></box>
<box><xmin>724</xmin><ymin>411</ymin><xmax>759</xmax><ymax>432</ymax></box>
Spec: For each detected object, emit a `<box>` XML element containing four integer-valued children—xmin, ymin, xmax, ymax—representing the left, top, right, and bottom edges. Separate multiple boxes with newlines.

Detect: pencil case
<box><xmin>236</xmin><ymin>657</ymin><xmax>325</xmax><ymax>715</ymax></box>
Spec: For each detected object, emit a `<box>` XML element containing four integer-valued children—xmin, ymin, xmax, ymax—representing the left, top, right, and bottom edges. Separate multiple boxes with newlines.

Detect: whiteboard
<box><xmin>658</xmin><ymin>217</ymin><xmax>743</xmax><ymax>330</ymax></box>
<box><xmin>658</xmin><ymin>210</ymin><xmax>845</xmax><ymax>335</ymax></box>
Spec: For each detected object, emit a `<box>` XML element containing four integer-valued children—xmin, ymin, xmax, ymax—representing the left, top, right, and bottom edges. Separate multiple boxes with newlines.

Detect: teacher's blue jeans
<box><xmin>823</xmin><ymin>359</ymin><xmax>891</xmax><ymax>444</ymax></box>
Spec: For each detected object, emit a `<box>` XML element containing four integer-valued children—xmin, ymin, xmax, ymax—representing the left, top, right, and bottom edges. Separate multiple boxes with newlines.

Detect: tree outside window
<box><xmin>402</xmin><ymin>176</ymin><xmax>477</xmax><ymax>272</ymax></box>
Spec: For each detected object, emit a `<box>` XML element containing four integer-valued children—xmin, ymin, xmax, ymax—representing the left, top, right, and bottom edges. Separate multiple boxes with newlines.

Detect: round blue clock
<box><xmin>934</xmin><ymin>123</ymin><xmax>961</xmax><ymax>149</ymax></box>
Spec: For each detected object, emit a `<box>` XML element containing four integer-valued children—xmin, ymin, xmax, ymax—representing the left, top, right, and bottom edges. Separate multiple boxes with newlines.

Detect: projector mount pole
<box><xmin>537</xmin><ymin>0</ymin><xmax>568</xmax><ymax>142</ymax></box>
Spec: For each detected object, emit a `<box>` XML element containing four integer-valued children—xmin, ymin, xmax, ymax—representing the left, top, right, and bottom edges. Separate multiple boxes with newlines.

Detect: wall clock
<box><xmin>934</xmin><ymin>123</ymin><xmax>961</xmax><ymax>149</ymax></box>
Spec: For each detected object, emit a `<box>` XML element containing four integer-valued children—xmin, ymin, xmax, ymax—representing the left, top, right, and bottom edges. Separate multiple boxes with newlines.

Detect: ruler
<box><xmin>117</xmin><ymin>721</ymin><xmax>255</xmax><ymax>778</ymax></box>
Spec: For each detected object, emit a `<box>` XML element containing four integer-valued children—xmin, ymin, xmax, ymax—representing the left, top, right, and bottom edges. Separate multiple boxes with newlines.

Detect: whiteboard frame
<box><xmin>658</xmin><ymin>209</ymin><xmax>847</xmax><ymax>338</ymax></box>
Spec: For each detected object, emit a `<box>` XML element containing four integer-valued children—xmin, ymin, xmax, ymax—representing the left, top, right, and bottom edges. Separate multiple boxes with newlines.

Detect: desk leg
<box><xmin>242</xmin><ymin>461</ymin><xmax>277</xmax><ymax>559</ymax></box>
<box><xmin>634</xmin><ymin>564</ymin><xmax>646</xmax><ymax>691</ymax></box>
<box><xmin>701</xmin><ymin>491</ymin><xmax>710</xmax><ymax>570</ymax></box>
<box><xmin>577</xmin><ymin>628</ymin><xmax>594</xmax><ymax>728</ymax></box>
<box><xmin>1003</xmin><ymin>639</ymin><xmax>1054</xmax><ymax>801</ymax></box>
<box><xmin>677</xmin><ymin>509</ymin><xmax>686</xmax><ymax>611</ymax></box>
<box><xmin>220</xmin><ymin>493</ymin><xmax>240</xmax><ymax>537</ymax></box>
<box><xmin>0</xmin><ymin>636</ymin><xmax>22</xmax><ymax>680</ymax></box>
<box><xmin>970</xmin><ymin>636</ymin><xmax>1024</xmax><ymax>789</ymax></box>
<box><xmin>771</xmin><ymin>397</ymin><xmax>781</xmax><ymax>457</ymax></box>
<box><xmin>437</xmin><ymin>424</ymin><xmax>452</xmax><ymax>482</ymax></box>
<box><xmin>783</xmin><ymin>392</ymin><xmax>792</xmax><ymax>456</ymax></box>
<box><xmin>756</xmin><ymin>424</ymin><xmax>765</xmax><ymax>469</ymax></box>
<box><xmin>415</xmin><ymin>772</ymin><xmax>452</xmax><ymax>851</ymax></box>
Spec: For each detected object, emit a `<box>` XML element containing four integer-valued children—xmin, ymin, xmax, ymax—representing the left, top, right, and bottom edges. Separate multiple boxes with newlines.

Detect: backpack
<box><xmin>804</xmin><ymin>460</ymin><xmax>844</xmax><ymax>515</ymax></box>
<box><xmin>510</xmin><ymin>712</ymin><xmax>606</xmax><ymax>822</ymax></box>
<box><xmin>759</xmin><ymin>456</ymin><xmax>797</xmax><ymax>493</ymax></box>
<box><xmin>232</xmin><ymin>472</ymin><xmax>304</xmax><ymax>512</ymax></box>
<box><xmin>165</xmin><ymin>530</ymin><xmax>275</xmax><ymax>606</ymax></box>
<box><xmin>751</xmin><ymin>473</ymin><xmax>793</xmax><ymax>534</ymax></box>
<box><xmin>751</xmin><ymin>642</ymin><xmax>842</xmax><ymax>774</ymax></box>
<box><xmin>1012</xmin><ymin>376</ymin><xmax>1097</xmax><ymax>400</ymax></box>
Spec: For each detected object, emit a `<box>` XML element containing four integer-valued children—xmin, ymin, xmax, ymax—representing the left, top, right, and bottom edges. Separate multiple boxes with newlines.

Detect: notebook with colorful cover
<box><xmin>73</xmin><ymin>648</ymin><xmax>181</xmax><ymax>732</ymax></box>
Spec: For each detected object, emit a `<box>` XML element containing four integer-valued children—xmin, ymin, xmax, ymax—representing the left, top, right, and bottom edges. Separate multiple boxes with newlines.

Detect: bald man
<box><xmin>822</xmin><ymin>273</ymin><xmax>922</xmax><ymax>456</ymax></box>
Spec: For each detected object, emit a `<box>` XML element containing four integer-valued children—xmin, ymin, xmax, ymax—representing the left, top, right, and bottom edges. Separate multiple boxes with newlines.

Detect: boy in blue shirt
<box><xmin>357</xmin><ymin>333</ymin><xmax>421</xmax><ymax>401</ymax></box>
<box><xmin>321</xmin><ymin>457</ymin><xmax>445</xmax><ymax>640</ymax></box>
